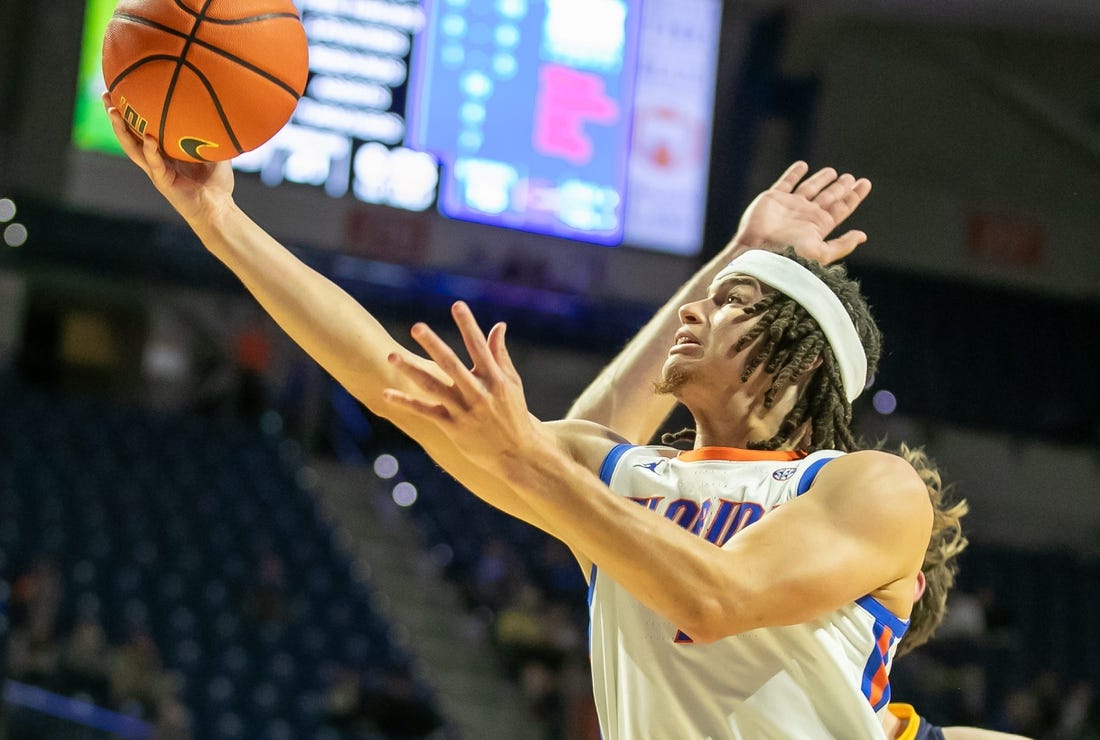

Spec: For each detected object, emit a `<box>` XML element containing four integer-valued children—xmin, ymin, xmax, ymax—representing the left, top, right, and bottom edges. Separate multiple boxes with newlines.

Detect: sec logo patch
<box><xmin>772</xmin><ymin>467</ymin><xmax>796</xmax><ymax>481</ymax></box>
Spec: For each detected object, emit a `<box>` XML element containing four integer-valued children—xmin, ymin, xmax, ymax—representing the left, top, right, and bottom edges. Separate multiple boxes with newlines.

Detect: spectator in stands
<box><xmin>1056</xmin><ymin>681</ymin><xmax>1098</xmax><ymax>739</ymax></box>
<box><xmin>322</xmin><ymin>666</ymin><xmax>367</xmax><ymax>736</ymax></box>
<box><xmin>493</xmin><ymin>583</ymin><xmax>546</xmax><ymax>676</ymax></box>
<box><xmin>110</xmin><ymin>629</ymin><xmax>169</xmax><ymax>720</ymax></box>
<box><xmin>152</xmin><ymin>696</ymin><xmax>193</xmax><ymax>740</ymax></box>
<box><xmin>55</xmin><ymin>614</ymin><xmax>112</xmax><ymax>706</ymax></box>
<box><xmin>519</xmin><ymin>659</ymin><xmax>564</xmax><ymax>740</ymax></box>
<box><xmin>8</xmin><ymin>560</ymin><xmax>62</xmax><ymax>689</ymax></box>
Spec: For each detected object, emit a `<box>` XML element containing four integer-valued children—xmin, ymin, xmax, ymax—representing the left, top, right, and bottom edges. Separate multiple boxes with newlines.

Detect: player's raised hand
<box><xmin>730</xmin><ymin>161</ymin><xmax>873</xmax><ymax>265</ymax></box>
<box><xmin>102</xmin><ymin>92</ymin><xmax>235</xmax><ymax>226</ymax></box>
<box><xmin>382</xmin><ymin>301</ymin><xmax>548</xmax><ymax>469</ymax></box>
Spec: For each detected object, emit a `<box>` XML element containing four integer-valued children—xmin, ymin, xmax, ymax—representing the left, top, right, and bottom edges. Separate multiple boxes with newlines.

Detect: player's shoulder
<box><xmin>814</xmin><ymin>448</ymin><xmax>925</xmax><ymax>488</ymax></box>
<box><xmin>544</xmin><ymin>419</ymin><xmax>629</xmax><ymax>471</ymax></box>
<box><xmin>807</xmin><ymin>449</ymin><xmax>931</xmax><ymax>517</ymax></box>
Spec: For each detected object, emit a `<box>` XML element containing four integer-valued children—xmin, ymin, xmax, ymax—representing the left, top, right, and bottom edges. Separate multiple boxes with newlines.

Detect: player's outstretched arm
<box><xmin>102</xmin><ymin>98</ymin><xmax>572</xmax><ymax>538</ymax></box>
<box><xmin>384</xmin><ymin>303</ymin><xmax>929</xmax><ymax>640</ymax></box>
<box><xmin>566</xmin><ymin>162</ymin><xmax>872</xmax><ymax>444</ymax></box>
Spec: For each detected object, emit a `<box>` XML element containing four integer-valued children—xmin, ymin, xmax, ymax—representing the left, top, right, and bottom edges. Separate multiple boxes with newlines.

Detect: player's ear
<box><xmin>913</xmin><ymin>571</ymin><xmax>927</xmax><ymax>603</ymax></box>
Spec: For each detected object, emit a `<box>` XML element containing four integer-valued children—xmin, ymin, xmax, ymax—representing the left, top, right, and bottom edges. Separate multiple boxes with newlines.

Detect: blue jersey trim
<box><xmin>856</xmin><ymin>594</ymin><xmax>910</xmax><ymax>637</ymax></box>
<box><xmin>598</xmin><ymin>443</ymin><xmax>634</xmax><ymax>485</ymax></box>
<box><xmin>860</xmin><ymin>621</ymin><xmax>896</xmax><ymax>711</ymax></box>
<box><xmin>587</xmin><ymin>564</ymin><xmax>598</xmax><ymax>660</ymax></box>
<box><xmin>796</xmin><ymin>456</ymin><xmax>832</xmax><ymax>495</ymax></box>
<box><xmin>591</xmin><ymin>444</ymin><xmax>631</xmax><ymax>664</ymax></box>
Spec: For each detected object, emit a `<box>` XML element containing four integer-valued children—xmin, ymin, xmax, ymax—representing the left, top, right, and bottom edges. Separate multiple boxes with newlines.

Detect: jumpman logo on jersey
<box><xmin>633</xmin><ymin>461</ymin><xmax>664</xmax><ymax>474</ymax></box>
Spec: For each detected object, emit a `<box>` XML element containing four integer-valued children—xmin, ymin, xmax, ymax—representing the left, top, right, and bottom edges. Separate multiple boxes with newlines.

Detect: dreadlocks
<box><xmin>662</xmin><ymin>248</ymin><xmax>882</xmax><ymax>452</ymax></box>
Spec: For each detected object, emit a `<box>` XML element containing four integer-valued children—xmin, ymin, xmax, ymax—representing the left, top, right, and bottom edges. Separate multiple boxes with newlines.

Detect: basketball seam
<box><xmin>176</xmin><ymin>57</ymin><xmax>242</xmax><ymax>153</ymax></box>
<box><xmin>111</xmin><ymin>13</ymin><xmax>303</xmax><ymax>100</ymax></box>
<box><xmin>106</xmin><ymin>54</ymin><xmax>184</xmax><ymax>93</ymax></box>
<box><xmin>194</xmin><ymin>12</ymin><xmax>301</xmax><ymax>25</ymax></box>
<box><xmin>169</xmin><ymin>0</ymin><xmax>300</xmax><ymax>28</ymax></box>
<box><xmin>161</xmin><ymin>0</ymin><xmax>243</xmax><ymax>157</ymax></box>
<box><xmin>109</xmin><ymin>54</ymin><xmax>244</xmax><ymax>154</ymax></box>
<box><xmin>169</xmin><ymin>0</ymin><xmax>296</xmax><ymax>25</ymax></box>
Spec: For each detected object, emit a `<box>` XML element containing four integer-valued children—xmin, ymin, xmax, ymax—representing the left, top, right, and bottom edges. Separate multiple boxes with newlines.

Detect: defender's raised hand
<box><xmin>731</xmin><ymin>161</ymin><xmax>873</xmax><ymax>265</ymax></box>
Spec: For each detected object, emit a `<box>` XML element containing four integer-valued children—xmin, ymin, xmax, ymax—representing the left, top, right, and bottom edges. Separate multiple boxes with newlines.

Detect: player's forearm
<box><xmin>189</xmin><ymin>201</ymin><xmax>402</xmax><ymax>407</ymax></box>
<box><xmin>493</xmin><ymin>442</ymin><xmax>740</xmax><ymax>640</ymax></box>
<box><xmin>192</xmin><ymin>207</ymin><xmax>571</xmax><ymax>537</ymax></box>
<box><xmin>567</xmin><ymin>240</ymin><xmax>748</xmax><ymax>442</ymax></box>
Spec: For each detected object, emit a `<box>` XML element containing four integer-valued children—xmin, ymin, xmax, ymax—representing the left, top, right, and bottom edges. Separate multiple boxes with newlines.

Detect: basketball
<box><xmin>101</xmin><ymin>0</ymin><xmax>309</xmax><ymax>163</ymax></box>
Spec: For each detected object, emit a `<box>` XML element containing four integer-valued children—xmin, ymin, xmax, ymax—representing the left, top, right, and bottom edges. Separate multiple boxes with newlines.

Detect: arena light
<box><xmin>373</xmin><ymin>453</ymin><xmax>399</xmax><ymax>479</ymax></box>
<box><xmin>0</xmin><ymin>198</ymin><xmax>26</xmax><ymax>248</ymax></box>
<box><xmin>872</xmin><ymin>389</ymin><xmax>898</xmax><ymax>416</ymax></box>
<box><xmin>4</xmin><ymin>226</ymin><xmax>28</xmax><ymax>248</ymax></box>
<box><xmin>392</xmin><ymin>481</ymin><xmax>418</xmax><ymax>507</ymax></box>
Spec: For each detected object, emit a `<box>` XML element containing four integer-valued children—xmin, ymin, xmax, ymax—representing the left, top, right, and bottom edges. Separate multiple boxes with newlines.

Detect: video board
<box><xmin>72</xmin><ymin>0</ymin><xmax>722</xmax><ymax>255</ymax></box>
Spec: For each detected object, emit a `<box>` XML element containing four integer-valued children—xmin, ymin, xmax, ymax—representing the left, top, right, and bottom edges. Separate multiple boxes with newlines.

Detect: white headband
<box><xmin>714</xmin><ymin>250</ymin><xmax>867</xmax><ymax>402</ymax></box>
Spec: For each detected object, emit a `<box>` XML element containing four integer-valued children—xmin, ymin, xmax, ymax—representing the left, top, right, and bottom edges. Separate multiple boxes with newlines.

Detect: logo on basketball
<box><xmin>179</xmin><ymin>137</ymin><xmax>219</xmax><ymax>162</ymax></box>
<box><xmin>119</xmin><ymin>96</ymin><xmax>147</xmax><ymax>136</ymax></box>
<box><xmin>772</xmin><ymin>467</ymin><xmax>796</xmax><ymax>481</ymax></box>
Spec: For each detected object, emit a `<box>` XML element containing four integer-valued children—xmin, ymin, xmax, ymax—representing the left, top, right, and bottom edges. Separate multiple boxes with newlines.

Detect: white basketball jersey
<box><xmin>589</xmin><ymin>444</ymin><xmax>906</xmax><ymax>739</ymax></box>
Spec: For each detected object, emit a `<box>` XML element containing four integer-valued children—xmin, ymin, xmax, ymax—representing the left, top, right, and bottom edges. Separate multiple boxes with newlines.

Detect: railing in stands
<box><xmin>3</xmin><ymin>680</ymin><xmax>153</xmax><ymax>739</ymax></box>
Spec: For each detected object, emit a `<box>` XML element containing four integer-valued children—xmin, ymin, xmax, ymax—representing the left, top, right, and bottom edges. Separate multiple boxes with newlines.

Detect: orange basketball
<box><xmin>101</xmin><ymin>0</ymin><xmax>308</xmax><ymax>163</ymax></box>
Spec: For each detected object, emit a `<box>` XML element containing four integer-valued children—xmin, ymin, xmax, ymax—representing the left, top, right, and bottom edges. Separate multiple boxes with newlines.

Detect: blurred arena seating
<box><xmin>0</xmin><ymin>373</ymin><xmax>442</xmax><ymax>739</ymax></box>
<box><xmin>4</xmin><ymin>364</ymin><xmax>1098</xmax><ymax>738</ymax></box>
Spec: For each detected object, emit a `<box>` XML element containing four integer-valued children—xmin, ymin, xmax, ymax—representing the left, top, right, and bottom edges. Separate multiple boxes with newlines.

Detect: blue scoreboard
<box><xmin>407</xmin><ymin>0</ymin><xmax>641</xmax><ymax>245</ymax></box>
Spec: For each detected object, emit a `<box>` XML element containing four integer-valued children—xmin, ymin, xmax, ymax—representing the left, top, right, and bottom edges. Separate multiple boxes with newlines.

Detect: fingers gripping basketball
<box><xmin>102</xmin><ymin>0</ymin><xmax>308</xmax><ymax>163</ymax></box>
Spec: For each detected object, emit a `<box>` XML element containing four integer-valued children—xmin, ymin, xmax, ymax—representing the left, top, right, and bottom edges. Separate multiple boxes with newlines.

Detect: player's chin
<box><xmin>655</xmin><ymin>362</ymin><xmax>693</xmax><ymax>396</ymax></box>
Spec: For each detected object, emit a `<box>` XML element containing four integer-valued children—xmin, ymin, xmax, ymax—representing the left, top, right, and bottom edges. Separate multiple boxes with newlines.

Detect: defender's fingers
<box><xmin>770</xmin><ymin>161</ymin><xmax>810</xmax><ymax>193</ymax></box>
<box><xmin>793</xmin><ymin>167</ymin><xmax>839</xmax><ymax>199</ymax></box>
<box><xmin>813</xmin><ymin>173</ymin><xmax>856</xmax><ymax>211</ymax></box>
<box><xmin>829</xmin><ymin>178</ymin><xmax>873</xmax><ymax>224</ymax></box>
<box><xmin>824</xmin><ymin>230</ymin><xmax>868</xmax><ymax>262</ymax></box>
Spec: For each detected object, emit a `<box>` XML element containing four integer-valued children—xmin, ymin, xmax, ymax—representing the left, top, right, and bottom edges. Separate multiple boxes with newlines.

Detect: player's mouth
<box><xmin>669</xmin><ymin>330</ymin><xmax>702</xmax><ymax>354</ymax></box>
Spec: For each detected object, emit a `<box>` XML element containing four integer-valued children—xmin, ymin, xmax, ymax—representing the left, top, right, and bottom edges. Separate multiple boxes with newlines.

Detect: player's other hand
<box><xmin>729</xmin><ymin>161</ymin><xmax>873</xmax><ymax>265</ymax></box>
<box><xmin>382</xmin><ymin>301</ymin><xmax>548</xmax><ymax>471</ymax></box>
<box><xmin>102</xmin><ymin>92</ymin><xmax>235</xmax><ymax>227</ymax></box>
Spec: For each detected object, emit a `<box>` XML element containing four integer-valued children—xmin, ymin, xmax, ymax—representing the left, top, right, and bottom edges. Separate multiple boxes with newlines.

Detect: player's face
<box><xmin>659</xmin><ymin>275</ymin><xmax>771</xmax><ymax>397</ymax></box>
